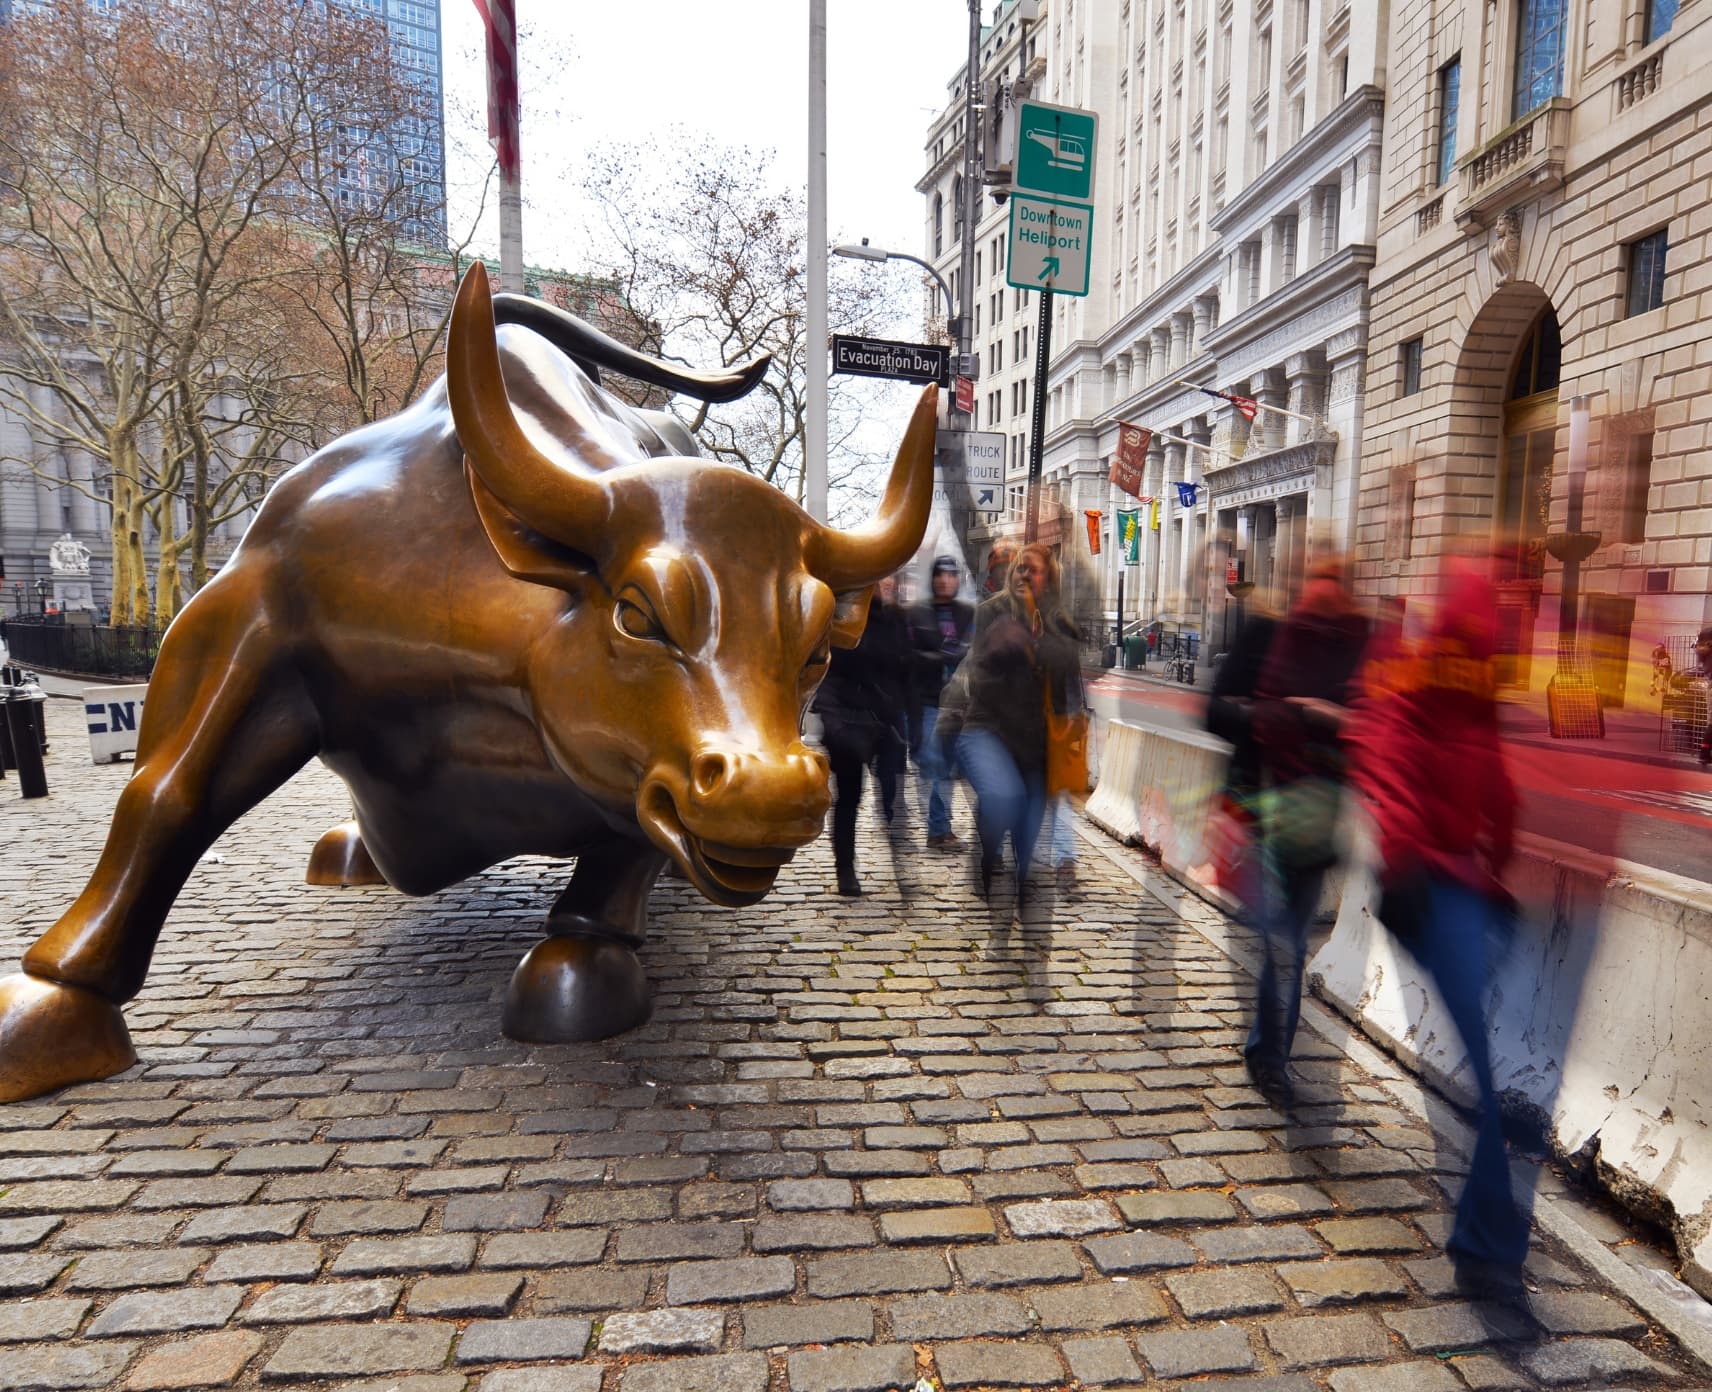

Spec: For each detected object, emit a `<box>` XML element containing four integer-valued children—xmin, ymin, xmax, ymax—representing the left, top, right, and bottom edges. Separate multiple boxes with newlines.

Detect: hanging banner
<box><xmin>1150</xmin><ymin>498</ymin><xmax>1160</xmax><ymax>531</ymax></box>
<box><xmin>1176</xmin><ymin>481</ymin><xmax>1199</xmax><ymax>509</ymax></box>
<box><xmin>1084</xmin><ymin>509</ymin><xmax>1102</xmax><ymax>555</ymax></box>
<box><xmin>1108</xmin><ymin>421</ymin><xmax>1152</xmax><ymax>498</ymax></box>
<box><xmin>1117</xmin><ymin>509</ymin><xmax>1140</xmax><ymax>564</ymax></box>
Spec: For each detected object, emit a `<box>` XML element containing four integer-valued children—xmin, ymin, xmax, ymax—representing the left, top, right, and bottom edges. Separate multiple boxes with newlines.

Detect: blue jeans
<box><xmin>915</xmin><ymin>704</ymin><xmax>955</xmax><ymax>839</ymax></box>
<box><xmin>1417</xmin><ymin>877</ymin><xmax>1530</xmax><ymax>1270</ymax></box>
<box><xmin>955</xmin><ymin>728</ymin><xmax>1046</xmax><ymax>880</ymax></box>
<box><xmin>1044</xmin><ymin>793</ymin><xmax>1077</xmax><ymax>866</ymax></box>
<box><xmin>1245</xmin><ymin>847</ymin><xmax>1325</xmax><ymax>1071</ymax></box>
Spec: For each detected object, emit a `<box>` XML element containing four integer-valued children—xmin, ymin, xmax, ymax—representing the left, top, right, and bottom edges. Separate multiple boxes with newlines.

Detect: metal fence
<box><xmin>0</xmin><ymin>617</ymin><xmax>161</xmax><ymax>679</ymax></box>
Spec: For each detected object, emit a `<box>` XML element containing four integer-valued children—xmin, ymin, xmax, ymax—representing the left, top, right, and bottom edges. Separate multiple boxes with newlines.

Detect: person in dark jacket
<box><xmin>1348</xmin><ymin>553</ymin><xmax>1529</xmax><ymax>1299</ymax></box>
<box><xmin>1245</xmin><ymin>556</ymin><xmax>1369</xmax><ymax>1099</ymax></box>
<box><xmin>906</xmin><ymin>557</ymin><xmax>975</xmax><ymax>848</ymax></box>
<box><xmin>814</xmin><ymin>576</ymin><xmax>914</xmax><ymax>897</ymax></box>
<box><xmin>939</xmin><ymin>544</ymin><xmax>1079</xmax><ymax>899</ymax></box>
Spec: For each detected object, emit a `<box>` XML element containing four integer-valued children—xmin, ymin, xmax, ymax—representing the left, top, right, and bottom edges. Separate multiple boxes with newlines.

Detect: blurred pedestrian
<box><xmin>1245</xmin><ymin>555</ymin><xmax>1370</xmax><ymax>1098</ymax></box>
<box><xmin>940</xmin><ymin>544</ymin><xmax>1080</xmax><ymax>901</ymax></box>
<box><xmin>906</xmin><ymin>557</ymin><xmax>975</xmax><ymax>848</ymax></box>
<box><xmin>1203</xmin><ymin>600</ymin><xmax>1280</xmax><ymax>920</ymax></box>
<box><xmin>982</xmin><ymin>540</ymin><xmax>1018</xmax><ymax>597</ymax></box>
<box><xmin>1349</xmin><ymin>553</ymin><xmax>1530</xmax><ymax>1298</ymax></box>
<box><xmin>1695</xmin><ymin>628</ymin><xmax>1712</xmax><ymax>766</ymax></box>
<box><xmin>814</xmin><ymin>575</ymin><xmax>914</xmax><ymax>897</ymax></box>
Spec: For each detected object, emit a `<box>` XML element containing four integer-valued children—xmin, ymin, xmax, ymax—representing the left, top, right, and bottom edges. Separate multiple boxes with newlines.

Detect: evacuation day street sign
<box><xmin>831</xmin><ymin>335</ymin><xmax>950</xmax><ymax>387</ymax></box>
<box><xmin>1006</xmin><ymin>99</ymin><xmax>1099</xmax><ymax>299</ymax></box>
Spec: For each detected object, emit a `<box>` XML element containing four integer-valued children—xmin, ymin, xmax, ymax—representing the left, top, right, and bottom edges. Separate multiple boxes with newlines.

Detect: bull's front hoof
<box><xmin>306</xmin><ymin>820</ymin><xmax>387</xmax><ymax>887</ymax></box>
<box><xmin>0</xmin><ymin>974</ymin><xmax>136</xmax><ymax>1103</ymax></box>
<box><xmin>502</xmin><ymin>935</ymin><xmax>651</xmax><ymax>1043</ymax></box>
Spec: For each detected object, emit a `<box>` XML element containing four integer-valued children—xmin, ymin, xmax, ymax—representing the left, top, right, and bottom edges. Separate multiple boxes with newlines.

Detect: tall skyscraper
<box><xmin>336</xmin><ymin>0</ymin><xmax>450</xmax><ymax>249</ymax></box>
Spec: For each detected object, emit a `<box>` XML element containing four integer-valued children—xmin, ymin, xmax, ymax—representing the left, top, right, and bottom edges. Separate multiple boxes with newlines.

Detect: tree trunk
<box><xmin>107</xmin><ymin>433</ymin><xmax>152</xmax><ymax>627</ymax></box>
<box><xmin>154</xmin><ymin>501</ymin><xmax>182</xmax><ymax>624</ymax></box>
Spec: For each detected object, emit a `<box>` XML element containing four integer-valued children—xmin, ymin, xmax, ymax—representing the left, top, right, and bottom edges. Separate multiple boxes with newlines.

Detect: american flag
<box><xmin>1193</xmin><ymin>383</ymin><xmax>1259</xmax><ymax>422</ymax></box>
<box><xmin>471</xmin><ymin>0</ymin><xmax>520</xmax><ymax>181</ymax></box>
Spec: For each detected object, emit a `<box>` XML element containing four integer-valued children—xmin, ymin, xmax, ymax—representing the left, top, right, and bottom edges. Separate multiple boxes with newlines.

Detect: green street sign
<box><xmin>1014</xmin><ymin>100</ymin><xmax>1097</xmax><ymax>202</ymax></box>
<box><xmin>1006</xmin><ymin>194</ymin><xmax>1093</xmax><ymax>297</ymax></box>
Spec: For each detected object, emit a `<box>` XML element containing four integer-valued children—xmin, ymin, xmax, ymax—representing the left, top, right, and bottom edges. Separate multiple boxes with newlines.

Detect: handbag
<box><xmin>1254</xmin><ymin>775</ymin><xmax>1343</xmax><ymax>869</ymax></box>
<box><xmin>1042</xmin><ymin>677</ymin><xmax>1089</xmax><ymax>797</ymax></box>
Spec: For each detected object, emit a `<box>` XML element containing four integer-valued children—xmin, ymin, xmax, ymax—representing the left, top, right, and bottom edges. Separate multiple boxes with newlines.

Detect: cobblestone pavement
<box><xmin>1</xmin><ymin>696</ymin><xmax>1706</xmax><ymax>1391</ymax></box>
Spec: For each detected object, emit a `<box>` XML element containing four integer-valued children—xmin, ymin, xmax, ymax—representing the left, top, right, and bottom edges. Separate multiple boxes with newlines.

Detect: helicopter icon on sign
<box><xmin>1024</xmin><ymin>129</ymin><xmax>1087</xmax><ymax>173</ymax></box>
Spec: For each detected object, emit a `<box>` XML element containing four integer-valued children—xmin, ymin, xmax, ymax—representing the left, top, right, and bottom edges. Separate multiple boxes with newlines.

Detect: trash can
<box><xmin>1123</xmin><ymin>635</ymin><xmax>1145</xmax><ymax>670</ymax></box>
<box><xmin>1101</xmin><ymin>644</ymin><xmax>1117</xmax><ymax>669</ymax></box>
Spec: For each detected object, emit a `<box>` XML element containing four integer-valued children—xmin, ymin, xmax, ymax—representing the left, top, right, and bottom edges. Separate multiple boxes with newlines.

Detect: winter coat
<box><xmin>940</xmin><ymin>591</ymin><xmax>1080</xmax><ymax>773</ymax></box>
<box><xmin>905</xmin><ymin>598</ymin><xmax>975</xmax><ymax>709</ymax></box>
<box><xmin>813</xmin><ymin>598</ymin><xmax>914</xmax><ymax>766</ymax></box>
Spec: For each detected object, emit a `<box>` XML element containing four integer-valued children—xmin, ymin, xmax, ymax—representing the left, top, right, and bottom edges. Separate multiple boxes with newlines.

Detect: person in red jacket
<box><xmin>1348</xmin><ymin>552</ymin><xmax>1530</xmax><ymax>1301</ymax></box>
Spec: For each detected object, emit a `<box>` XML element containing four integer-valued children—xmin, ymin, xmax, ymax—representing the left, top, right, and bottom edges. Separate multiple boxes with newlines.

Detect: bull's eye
<box><xmin>614</xmin><ymin>596</ymin><xmax>665</xmax><ymax>643</ymax></box>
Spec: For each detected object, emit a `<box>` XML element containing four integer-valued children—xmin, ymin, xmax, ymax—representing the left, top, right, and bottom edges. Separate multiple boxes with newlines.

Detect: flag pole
<box><xmin>1176</xmin><ymin>378</ymin><xmax>1317</xmax><ymax>428</ymax></box>
<box><xmin>474</xmin><ymin>0</ymin><xmax>523</xmax><ymax>292</ymax></box>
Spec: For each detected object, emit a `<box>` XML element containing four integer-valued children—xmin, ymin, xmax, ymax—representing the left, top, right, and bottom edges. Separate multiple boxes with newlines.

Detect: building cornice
<box><xmin>1100</xmin><ymin>243</ymin><xmax>1224</xmax><ymax>364</ymax></box>
<box><xmin>1210</xmin><ymin>84</ymin><xmax>1385</xmax><ymax>240</ymax></box>
<box><xmin>1200</xmin><ymin>243</ymin><xmax>1374</xmax><ymax>362</ymax></box>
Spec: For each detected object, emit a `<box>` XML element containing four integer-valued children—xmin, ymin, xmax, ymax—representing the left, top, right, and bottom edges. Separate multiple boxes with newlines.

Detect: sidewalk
<box><xmin>1</xmin><ymin>696</ymin><xmax>1708</xmax><ymax>1390</ymax></box>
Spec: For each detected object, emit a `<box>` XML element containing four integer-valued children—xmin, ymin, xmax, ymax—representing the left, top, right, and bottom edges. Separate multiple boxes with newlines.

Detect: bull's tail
<box><xmin>492</xmin><ymin>293</ymin><xmax>768</xmax><ymax>403</ymax></box>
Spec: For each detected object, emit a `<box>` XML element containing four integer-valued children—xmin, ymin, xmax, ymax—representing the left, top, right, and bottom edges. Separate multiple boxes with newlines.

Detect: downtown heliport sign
<box><xmin>1006</xmin><ymin>99</ymin><xmax>1098</xmax><ymax>298</ymax></box>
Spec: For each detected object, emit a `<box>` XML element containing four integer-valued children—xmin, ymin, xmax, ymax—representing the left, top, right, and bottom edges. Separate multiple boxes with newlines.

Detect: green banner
<box><xmin>1117</xmin><ymin>509</ymin><xmax>1140</xmax><ymax>564</ymax></box>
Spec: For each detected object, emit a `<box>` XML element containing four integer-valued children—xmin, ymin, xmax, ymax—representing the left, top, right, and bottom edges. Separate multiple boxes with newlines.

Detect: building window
<box><xmin>1512</xmin><ymin>0</ymin><xmax>1566</xmax><ymax>120</ymax></box>
<box><xmin>1625</xmin><ymin>228</ymin><xmax>1668</xmax><ymax>316</ymax></box>
<box><xmin>1646</xmin><ymin>0</ymin><xmax>1679</xmax><ymax>44</ymax></box>
<box><xmin>933</xmin><ymin>194</ymin><xmax>944</xmax><ymax>257</ymax></box>
<box><xmin>1436</xmin><ymin>57</ymin><xmax>1460</xmax><ymax>186</ymax></box>
<box><xmin>1620</xmin><ymin>430</ymin><xmax>1655</xmax><ymax>544</ymax></box>
<box><xmin>1400</xmin><ymin>337</ymin><xmax>1423</xmax><ymax>396</ymax></box>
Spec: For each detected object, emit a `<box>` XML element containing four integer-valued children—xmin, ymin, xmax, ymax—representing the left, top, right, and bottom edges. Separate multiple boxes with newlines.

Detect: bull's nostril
<box><xmin>691</xmin><ymin>752</ymin><xmax>730</xmax><ymax>800</ymax></box>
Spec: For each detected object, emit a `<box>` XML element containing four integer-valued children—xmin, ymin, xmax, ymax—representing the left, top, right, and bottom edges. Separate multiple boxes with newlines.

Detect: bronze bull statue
<box><xmin>0</xmin><ymin>263</ymin><xmax>935</xmax><ymax>1102</ymax></box>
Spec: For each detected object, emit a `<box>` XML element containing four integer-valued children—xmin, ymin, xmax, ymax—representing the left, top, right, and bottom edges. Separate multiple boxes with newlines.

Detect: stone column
<box><xmin>1284</xmin><ymin>351</ymin><xmax>1328</xmax><ymax>445</ymax></box>
<box><xmin>1161</xmin><ymin>441</ymin><xmax>1186</xmax><ymax>617</ymax></box>
<box><xmin>1151</xmin><ymin>327</ymin><xmax>1171</xmax><ymax>380</ymax></box>
<box><xmin>1143</xmin><ymin>443</ymin><xmax>1166</xmax><ymax>622</ymax></box>
<box><xmin>1114</xmin><ymin>353</ymin><xmax>1132</xmax><ymax>405</ymax></box>
<box><xmin>1133</xmin><ymin>339</ymin><xmax>1152</xmax><ymax>387</ymax></box>
<box><xmin>1274</xmin><ymin>497</ymin><xmax>1295</xmax><ymax>603</ymax></box>
<box><xmin>1168</xmin><ymin>317</ymin><xmax>1188</xmax><ymax>372</ymax></box>
<box><xmin>1191</xmin><ymin>299</ymin><xmax>1213</xmax><ymax>360</ymax></box>
<box><xmin>1254</xmin><ymin>370</ymin><xmax>1289</xmax><ymax>453</ymax></box>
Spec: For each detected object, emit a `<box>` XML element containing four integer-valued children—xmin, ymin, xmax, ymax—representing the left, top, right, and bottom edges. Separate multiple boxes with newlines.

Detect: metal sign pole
<box><xmin>1024</xmin><ymin>290</ymin><xmax>1054</xmax><ymax>544</ymax></box>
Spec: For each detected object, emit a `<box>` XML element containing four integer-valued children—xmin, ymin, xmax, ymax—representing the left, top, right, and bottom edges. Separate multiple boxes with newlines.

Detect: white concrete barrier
<box><xmin>1084</xmin><ymin>718</ymin><xmax>1149</xmax><ymax>846</ymax></box>
<box><xmin>1309</xmin><ymin>815</ymin><xmax>1712</xmax><ymax>1297</ymax></box>
<box><xmin>83</xmin><ymin>683</ymin><xmax>147</xmax><ymax>764</ymax></box>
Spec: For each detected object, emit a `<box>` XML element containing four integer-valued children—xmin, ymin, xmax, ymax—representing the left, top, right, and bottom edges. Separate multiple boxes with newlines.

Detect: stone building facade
<box><xmin>924</xmin><ymin>0</ymin><xmax>1391</xmax><ymax>656</ymax></box>
<box><xmin>1356</xmin><ymin>0</ymin><xmax>1710</xmax><ymax>706</ymax></box>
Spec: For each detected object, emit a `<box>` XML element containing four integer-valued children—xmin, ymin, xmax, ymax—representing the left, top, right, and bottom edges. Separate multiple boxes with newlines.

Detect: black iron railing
<box><xmin>0</xmin><ymin>617</ymin><xmax>161</xmax><ymax>679</ymax></box>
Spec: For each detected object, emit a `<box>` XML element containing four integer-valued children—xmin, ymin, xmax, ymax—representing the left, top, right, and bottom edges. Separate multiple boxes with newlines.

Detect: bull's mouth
<box><xmin>638</xmin><ymin>781</ymin><xmax>801</xmax><ymax>908</ymax></box>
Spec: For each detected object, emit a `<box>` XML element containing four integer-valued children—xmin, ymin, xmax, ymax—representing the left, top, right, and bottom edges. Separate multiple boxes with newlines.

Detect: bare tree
<box><xmin>578</xmin><ymin>139</ymin><xmax>915</xmax><ymax>516</ymax></box>
<box><xmin>0</xmin><ymin>0</ymin><xmax>466</xmax><ymax>623</ymax></box>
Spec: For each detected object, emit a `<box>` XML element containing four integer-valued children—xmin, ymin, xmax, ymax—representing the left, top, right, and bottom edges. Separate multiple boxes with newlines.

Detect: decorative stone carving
<box><xmin>48</xmin><ymin>533</ymin><xmax>92</xmax><ymax>576</ymax></box>
<box><xmin>1491</xmin><ymin>209</ymin><xmax>1521</xmax><ymax>286</ymax></box>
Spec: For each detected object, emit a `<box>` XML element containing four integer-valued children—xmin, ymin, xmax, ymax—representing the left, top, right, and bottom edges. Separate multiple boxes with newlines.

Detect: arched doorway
<box><xmin>1497</xmin><ymin>306</ymin><xmax>1561</xmax><ymax>686</ymax></box>
<box><xmin>1446</xmin><ymin>281</ymin><xmax>1561</xmax><ymax>689</ymax></box>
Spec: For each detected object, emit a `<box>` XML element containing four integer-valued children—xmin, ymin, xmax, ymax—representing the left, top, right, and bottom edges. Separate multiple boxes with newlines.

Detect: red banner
<box><xmin>1108</xmin><ymin>421</ymin><xmax>1152</xmax><ymax>498</ymax></box>
<box><xmin>472</xmin><ymin>0</ymin><xmax>520</xmax><ymax>181</ymax></box>
<box><xmin>1084</xmin><ymin>509</ymin><xmax>1102</xmax><ymax>555</ymax></box>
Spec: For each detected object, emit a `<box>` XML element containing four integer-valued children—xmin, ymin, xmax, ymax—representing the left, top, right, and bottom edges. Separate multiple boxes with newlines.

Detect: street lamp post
<box><xmin>833</xmin><ymin>240</ymin><xmax>957</xmax><ymax>331</ymax></box>
<box><xmin>34</xmin><ymin>577</ymin><xmax>48</xmax><ymax>617</ymax></box>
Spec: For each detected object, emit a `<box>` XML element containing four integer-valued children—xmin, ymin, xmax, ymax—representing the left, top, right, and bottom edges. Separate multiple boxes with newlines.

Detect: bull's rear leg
<box><xmin>0</xmin><ymin>594</ymin><xmax>316</xmax><ymax>1102</ymax></box>
<box><xmin>503</xmin><ymin>841</ymin><xmax>664</xmax><ymax>1043</ymax></box>
<box><xmin>307</xmin><ymin>818</ymin><xmax>387</xmax><ymax>887</ymax></box>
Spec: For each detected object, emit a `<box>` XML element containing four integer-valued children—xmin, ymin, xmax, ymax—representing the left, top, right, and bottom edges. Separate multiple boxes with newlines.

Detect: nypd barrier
<box><xmin>1087</xmin><ymin>716</ymin><xmax>1712</xmax><ymax>1289</ymax></box>
<box><xmin>1307</xmin><ymin>819</ymin><xmax>1712</xmax><ymax>1297</ymax></box>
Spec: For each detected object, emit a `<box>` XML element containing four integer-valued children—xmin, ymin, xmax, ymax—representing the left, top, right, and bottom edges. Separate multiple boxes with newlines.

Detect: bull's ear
<box><xmin>829</xmin><ymin>586</ymin><xmax>873</xmax><ymax>649</ymax></box>
<box><xmin>467</xmin><ymin>463</ymin><xmax>598</xmax><ymax>590</ymax></box>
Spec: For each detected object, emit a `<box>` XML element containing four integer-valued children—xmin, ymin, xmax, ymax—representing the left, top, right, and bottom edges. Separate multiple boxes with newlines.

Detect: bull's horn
<box><xmin>447</xmin><ymin>262</ymin><xmax>613</xmax><ymax>544</ymax></box>
<box><xmin>808</xmin><ymin>384</ymin><xmax>938</xmax><ymax>591</ymax></box>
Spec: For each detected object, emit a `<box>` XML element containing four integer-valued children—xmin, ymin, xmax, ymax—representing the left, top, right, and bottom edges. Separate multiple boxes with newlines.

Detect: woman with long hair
<box><xmin>941</xmin><ymin>544</ymin><xmax>1081</xmax><ymax>901</ymax></box>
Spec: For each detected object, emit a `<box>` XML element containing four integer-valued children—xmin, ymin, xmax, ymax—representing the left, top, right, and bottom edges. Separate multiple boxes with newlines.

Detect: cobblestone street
<box><xmin>1</xmin><ymin>695</ymin><xmax>1706</xmax><ymax>1391</ymax></box>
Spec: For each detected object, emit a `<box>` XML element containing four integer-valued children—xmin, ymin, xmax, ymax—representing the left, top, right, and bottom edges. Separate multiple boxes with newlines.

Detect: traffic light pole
<box><xmin>1024</xmin><ymin>288</ymin><xmax>1053</xmax><ymax>543</ymax></box>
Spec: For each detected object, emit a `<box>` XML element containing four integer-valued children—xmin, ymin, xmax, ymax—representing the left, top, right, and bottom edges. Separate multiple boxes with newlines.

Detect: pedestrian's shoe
<box><xmin>927</xmin><ymin>831</ymin><xmax>959</xmax><ymax>849</ymax></box>
<box><xmin>1243</xmin><ymin>1050</ymin><xmax>1296</xmax><ymax>1105</ymax></box>
<box><xmin>835</xmin><ymin>870</ymin><xmax>863</xmax><ymax>898</ymax></box>
<box><xmin>978</xmin><ymin>856</ymin><xmax>997</xmax><ymax>900</ymax></box>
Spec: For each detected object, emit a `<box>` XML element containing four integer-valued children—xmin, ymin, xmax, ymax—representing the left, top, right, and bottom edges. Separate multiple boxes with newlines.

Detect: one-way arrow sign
<box><xmin>831</xmin><ymin>335</ymin><xmax>950</xmax><ymax>387</ymax></box>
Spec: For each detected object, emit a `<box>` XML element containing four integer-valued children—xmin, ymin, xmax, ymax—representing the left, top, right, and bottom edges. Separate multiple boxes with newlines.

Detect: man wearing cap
<box><xmin>907</xmin><ymin>557</ymin><xmax>976</xmax><ymax>847</ymax></box>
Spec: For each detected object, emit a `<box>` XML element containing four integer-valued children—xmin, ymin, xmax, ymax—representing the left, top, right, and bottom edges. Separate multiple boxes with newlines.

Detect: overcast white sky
<box><xmin>441</xmin><ymin>2</ymin><xmax>970</xmax><ymax>319</ymax></box>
